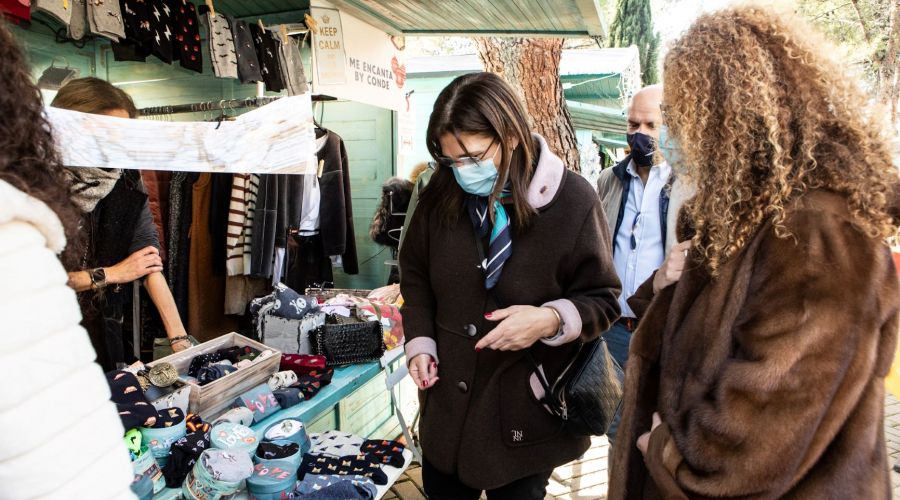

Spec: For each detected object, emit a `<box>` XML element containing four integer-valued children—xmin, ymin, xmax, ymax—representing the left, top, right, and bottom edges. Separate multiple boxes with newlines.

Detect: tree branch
<box><xmin>848</xmin><ymin>0</ymin><xmax>871</xmax><ymax>43</ymax></box>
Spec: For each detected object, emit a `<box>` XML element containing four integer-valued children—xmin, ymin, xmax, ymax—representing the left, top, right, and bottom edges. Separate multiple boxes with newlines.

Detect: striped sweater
<box><xmin>225</xmin><ymin>174</ymin><xmax>252</xmax><ymax>276</ymax></box>
<box><xmin>243</xmin><ymin>174</ymin><xmax>260</xmax><ymax>274</ymax></box>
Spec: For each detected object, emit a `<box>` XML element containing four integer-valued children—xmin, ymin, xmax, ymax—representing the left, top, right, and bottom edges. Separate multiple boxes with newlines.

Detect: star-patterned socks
<box><xmin>309</xmin><ymin>431</ymin><xmax>364</xmax><ymax>458</ymax></box>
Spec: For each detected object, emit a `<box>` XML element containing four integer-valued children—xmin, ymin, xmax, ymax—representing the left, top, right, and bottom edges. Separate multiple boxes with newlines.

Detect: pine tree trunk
<box><xmin>881</xmin><ymin>0</ymin><xmax>899</xmax><ymax>127</ymax></box>
<box><xmin>473</xmin><ymin>38</ymin><xmax>581</xmax><ymax>172</ymax></box>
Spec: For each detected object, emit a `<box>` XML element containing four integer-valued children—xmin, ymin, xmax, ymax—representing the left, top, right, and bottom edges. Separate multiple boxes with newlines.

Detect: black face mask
<box><xmin>626</xmin><ymin>133</ymin><xmax>660</xmax><ymax>168</ymax></box>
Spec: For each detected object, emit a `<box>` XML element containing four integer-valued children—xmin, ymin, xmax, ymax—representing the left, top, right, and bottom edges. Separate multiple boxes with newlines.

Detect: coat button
<box><xmin>458</xmin><ymin>381</ymin><xmax>468</xmax><ymax>393</ymax></box>
<box><xmin>465</xmin><ymin>324</ymin><xmax>477</xmax><ymax>337</ymax></box>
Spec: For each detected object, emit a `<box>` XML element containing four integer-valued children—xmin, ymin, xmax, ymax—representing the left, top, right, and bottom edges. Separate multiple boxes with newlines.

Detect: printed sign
<box><xmin>398</xmin><ymin>95</ymin><xmax>416</xmax><ymax>156</ymax></box>
<box><xmin>310</xmin><ymin>7</ymin><xmax>347</xmax><ymax>85</ymax></box>
<box><xmin>311</xmin><ymin>0</ymin><xmax>406</xmax><ymax>111</ymax></box>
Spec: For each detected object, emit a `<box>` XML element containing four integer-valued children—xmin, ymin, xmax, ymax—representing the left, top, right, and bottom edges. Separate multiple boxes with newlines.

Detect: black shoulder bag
<box><xmin>475</xmin><ymin>235</ymin><xmax>624</xmax><ymax>437</ymax></box>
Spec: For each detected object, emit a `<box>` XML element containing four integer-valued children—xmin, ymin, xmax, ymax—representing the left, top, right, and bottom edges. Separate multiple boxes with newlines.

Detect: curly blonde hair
<box><xmin>663</xmin><ymin>5</ymin><xmax>899</xmax><ymax>277</ymax></box>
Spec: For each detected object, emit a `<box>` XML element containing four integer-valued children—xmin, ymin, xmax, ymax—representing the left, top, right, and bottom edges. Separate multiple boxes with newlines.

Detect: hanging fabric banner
<box><xmin>45</xmin><ymin>94</ymin><xmax>317</xmax><ymax>174</ymax></box>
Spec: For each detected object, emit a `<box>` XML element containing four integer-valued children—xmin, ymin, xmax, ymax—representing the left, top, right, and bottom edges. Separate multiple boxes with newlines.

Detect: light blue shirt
<box><xmin>613</xmin><ymin>161</ymin><xmax>671</xmax><ymax>318</ymax></box>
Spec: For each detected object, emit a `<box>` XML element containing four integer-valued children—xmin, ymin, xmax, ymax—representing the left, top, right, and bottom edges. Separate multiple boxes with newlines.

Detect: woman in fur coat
<box><xmin>608</xmin><ymin>6</ymin><xmax>900</xmax><ymax>499</ymax></box>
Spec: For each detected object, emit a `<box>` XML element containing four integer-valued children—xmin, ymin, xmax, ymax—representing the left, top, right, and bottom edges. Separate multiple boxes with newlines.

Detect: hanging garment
<box><xmin>249</xmin><ymin>23</ymin><xmax>285</xmax><ymax>93</ymax></box>
<box><xmin>209</xmin><ymin>173</ymin><xmax>233</xmax><ymax>277</ymax></box>
<box><xmin>142</xmin><ymin>170</ymin><xmax>171</xmax><ymax>262</ymax></box>
<box><xmin>87</xmin><ymin>0</ymin><xmax>126</xmax><ymax>41</ymax></box>
<box><xmin>34</xmin><ymin>0</ymin><xmax>72</xmax><ymax>28</ymax></box>
<box><xmin>0</xmin><ymin>0</ymin><xmax>31</xmax><ymax>22</ymax></box>
<box><xmin>278</xmin><ymin>36</ymin><xmax>309</xmax><ymax>96</ymax></box>
<box><xmin>223</xmin><ymin>275</ymin><xmax>269</xmax><ymax>315</ymax></box>
<box><xmin>171</xmin><ymin>1</ymin><xmax>201</xmax><ymax>73</ymax></box>
<box><xmin>67</xmin><ymin>0</ymin><xmax>87</xmax><ymax>40</ymax></box>
<box><xmin>188</xmin><ymin>173</ymin><xmax>238</xmax><ymax>342</ymax></box>
<box><xmin>169</xmin><ymin>172</ymin><xmax>198</xmax><ymax>325</ymax></box>
<box><xmin>285</xmin><ymin>234</ymin><xmax>333</xmax><ymax>293</ymax></box>
<box><xmin>144</xmin><ymin>0</ymin><xmax>173</xmax><ymax>63</ymax></box>
<box><xmin>226</xmin><ymin>174</ymin><xmax>250</xmax><ymax>276</ymax></box>
<box><xmin>231</xmin><ymin>19</ymin><xmax>263</xmax><ymax>84</ymax></box>
<box><xmin>243</xmin><ymin>174</ymin><xmax>259</xmax><ymax>274</ymax></box>
<box><xmin>113</xmin><ymin>0</ymin><xmax>152</xmax><ymax>63</ymax></box>
<box><xmin>199</xmin><ymin>11</ymin><xmax>238</xmax><ymax>79</ymax></box>
<box><xmin>315</xmin><ymin>130</ymin><xmax>359</xmax><ymax>274</ymax></box>
<box><xmin>166</xmin><ymin>172</ymin><xmax>187</xmax><ymax>291</ymax></box>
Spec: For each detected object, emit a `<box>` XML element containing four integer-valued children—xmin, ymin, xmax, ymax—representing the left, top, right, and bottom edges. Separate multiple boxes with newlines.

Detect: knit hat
<box><xmin>272</xmin><ymin>388</ymin><xmax>304</xmax><ymax>409</ymax></box>
<box><xmin>256</xmin><ymin>441</ymin><xmax>300</xmax><ymax>461</ymax></box>
<box><xmin>188</xmin><ymin>352</ymin><xmax>223</xmax><ymax>377</ymax></box>
<box><xmin>296</xmin><ymin>475</ymin><xmax>378</xmax><ymax>500</ymax></box>
<box><xmin>161</xmin><ymin>414</ymin><xmax>211</xmax><ymax>488</ymax></box>
<box><xmin>106</xmin><ymin>371</ymin><xmax>159</xmax><ymax>430</ymax></box>
<box><xmin>210</xmin><ymin>422</ymin><xmax>260</xmax><ymax>456</ymax></box>
<box><xmin>280</xmin><ymin>354</ymin><xmax>327</xmax><ymax>377</ymax></box>
<box><xmin>197</xmin><ymin>364</ymin><xmax>237</xmax><ymax>385</ymax></box>
<box><xmin>267</xmin><ymin>370</ymin><xmax>298</xmax><ymax>391</ymax></box>
<box><xmin>233</xmin><ymin>384</ymin><xmax>282</xmax><ymax>424</ymax></box>
<box><xmin>151</xmin><ymin>407</ymin><xmax>186</xmax><ymax>429</ymax></box>
<box><xmin>212</xmin><ymin>407</ymin><xmax>254</xmax><ymax>428</ymax></box>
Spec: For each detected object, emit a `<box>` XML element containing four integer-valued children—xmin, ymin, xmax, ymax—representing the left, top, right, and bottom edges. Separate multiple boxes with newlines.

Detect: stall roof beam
<box><xmin>308</xmin><ymin>0</ymin><xmax>607</xmax><ymax>39</ymax></box>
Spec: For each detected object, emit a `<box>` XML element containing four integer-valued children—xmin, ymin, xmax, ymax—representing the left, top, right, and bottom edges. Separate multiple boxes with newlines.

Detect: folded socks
<box><xmin>257</xmin><ymin>441</ymin><xmax>300</xmax><ymax>460</ymax></box>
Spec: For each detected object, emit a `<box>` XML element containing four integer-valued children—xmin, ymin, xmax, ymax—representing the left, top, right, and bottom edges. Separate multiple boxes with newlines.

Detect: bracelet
<box><xmin>543</xmin><ymin>307</ymin><xmax>564</xmax><ymax>339</ymax></box>
<box><xmin>168</xmin><ymin>335</ymin><xmax>189</xmax><ymax>345</ymax></box>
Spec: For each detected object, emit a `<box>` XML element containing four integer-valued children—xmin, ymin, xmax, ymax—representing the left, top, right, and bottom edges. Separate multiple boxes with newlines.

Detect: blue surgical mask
<box><xmin>658</xmin><ymin>125</ymin><xmax>683</xmax><ymax>172</ymax></box>
<box><xmin>451</xmin><ymin>146</ymin><xmax>501</xmax><ymax>197</ymax></box>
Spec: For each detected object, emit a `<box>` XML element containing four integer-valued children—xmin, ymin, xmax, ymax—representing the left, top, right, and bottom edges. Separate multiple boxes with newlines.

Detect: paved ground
<box><xmin>386</xmin><ymin>394</ymin><xmax>900</xmax><ymax>500</ymax></box>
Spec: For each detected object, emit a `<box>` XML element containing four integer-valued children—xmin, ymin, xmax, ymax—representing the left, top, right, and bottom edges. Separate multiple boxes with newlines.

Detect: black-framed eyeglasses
<box><xmin>437</xmin><ymin>139</ymin><xmax>497</xmax><ymax>168</ymax></box>
<box><xmin>630</xmin><ymin>212</ymin><xmax>642</xmax><ymax>251</ymax></box>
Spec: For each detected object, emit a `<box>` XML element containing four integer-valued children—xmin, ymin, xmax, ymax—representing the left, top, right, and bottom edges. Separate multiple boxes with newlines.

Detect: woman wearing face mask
<box><xmin>400</xmin><ymin>72</ymin><xmax>621</xmax><ymax>499</ymax></box>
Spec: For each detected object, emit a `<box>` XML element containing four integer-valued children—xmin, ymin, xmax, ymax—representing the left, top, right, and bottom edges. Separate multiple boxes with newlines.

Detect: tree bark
<box><xmin>473</xmin><ymin>38</ymin><xmax>581</xmax><ymax>172</ymax></box>
<box><xmin>849</xmin><ymin>0</ymin><xmax>871</xmax><ymax>43</ymax></box>
<box><xmin>881</xmin><ymin>0</ymin><xmax>899</xmax><ymax>127</ymax></box>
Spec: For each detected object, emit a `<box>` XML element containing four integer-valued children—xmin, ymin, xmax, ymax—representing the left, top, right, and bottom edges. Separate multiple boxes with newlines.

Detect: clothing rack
<box><xmin>138</xmin><ymin>94</ymin><xmax>337</xmax><ymax>117</ymax></box>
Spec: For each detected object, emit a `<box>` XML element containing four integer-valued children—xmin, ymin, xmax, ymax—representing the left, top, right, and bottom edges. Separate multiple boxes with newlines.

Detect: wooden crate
<box><xmin>148</xmin><ymin>333</ymin><xmax>281</xmax><ymax>420</ymax></box>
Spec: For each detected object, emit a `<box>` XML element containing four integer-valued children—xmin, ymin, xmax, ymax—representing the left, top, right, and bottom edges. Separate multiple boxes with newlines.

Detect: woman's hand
<box><xmin>637</xmin><ymin>412</ymin><xmax>662</xmax><ymax>457</ymax></box>
<box><xmin>653</xmin><ymin>241</ymin><xmax>693</xmax><ymax>294</ymax></box>
<box><xmin>108</xmin><ymin>246</ymin><xmax>163</xmax><ymax>284</ymax></box>
<box><xmin>476</xmin><ymin>306</ymin><xmax>560</xmax><ymax>351</ymax></box>
<box><xmin>409</xmin><ymin>354</ymin><xmax>439</xmax><ymax>390</ymax></box>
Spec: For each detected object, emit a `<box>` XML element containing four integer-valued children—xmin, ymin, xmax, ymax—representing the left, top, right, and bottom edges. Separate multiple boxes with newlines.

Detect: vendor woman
<box><xmin>52</xmin><ymin>77</ymin><xmax>190</xmax><ymax>370</ymax></box>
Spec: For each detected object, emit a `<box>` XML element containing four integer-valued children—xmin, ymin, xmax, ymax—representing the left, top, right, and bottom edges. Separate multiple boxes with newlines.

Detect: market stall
<box><xmin>3</xmin><ymin>0</ymin><xmax>611</xmax><ymax>497</ymax></box>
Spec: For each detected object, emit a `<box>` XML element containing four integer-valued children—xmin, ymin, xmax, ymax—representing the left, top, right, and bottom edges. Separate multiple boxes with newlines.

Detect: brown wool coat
<box><xmin>400</xmin><ymin>134</ymin><xmax>622</xmax><ymax>490</ymax></box>
<box><xmin>608</xmin><ymin>189</ymin><xmax>900</xmax><ymax>500</ymax></box>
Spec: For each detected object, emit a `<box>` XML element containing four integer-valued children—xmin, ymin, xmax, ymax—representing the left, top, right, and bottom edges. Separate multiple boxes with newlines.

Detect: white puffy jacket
<box><xmin>0</xmin><ymin>180</ymin><xmax>137</xmax><ymax>500</ymax></box>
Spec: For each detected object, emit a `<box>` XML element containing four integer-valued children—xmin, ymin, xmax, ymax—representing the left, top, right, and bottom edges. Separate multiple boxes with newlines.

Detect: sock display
<box><xmin>257</xmin><ymin>441</ymin><xmax>300</xmax><ymax>460</ymax></box>
<box><xmin>162</xmin><ymin>414</ymin><xmax>211</xmax><ymax>488</ymax></box>
<box><xmin>203</xmin><ymin>449</ymin><xmax>254</xmax><ymax>483</ymax></box>
<box><xmin>273</xmin><ymin>388</ymin><xmax>304</xmax><ymax>409</ymax></box>
<box><xmin>297</xmin><ymin>474</ymin><xmax>378</xmax><ymax>499</ymax></box>
<box><xmin>361</xmin><ymin>440</ymin><xmax>406</xmax><ymax>468</ymax></box>
<box><xmin>298</xmin><ymin>453</ymin><xmax>387</xmax><ymax>485</ymax></box>
<box><xmin>106</xmin><ymin>371</ymin><xmax>159</xmax><ymax>430</ymax></box>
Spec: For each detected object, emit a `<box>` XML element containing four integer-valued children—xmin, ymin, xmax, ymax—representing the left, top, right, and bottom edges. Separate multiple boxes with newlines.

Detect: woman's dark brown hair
<box><xmin>0</xmin><ymin>20</ymin><xmax>83</xmax><ymax>269</ymax></box>
<box><xmin>419</xmin><ymin>72</ymin><xmax>537</xmax><ymax>229</ymax></box>
<box><xmin>51</xmin><ymin>76</ymin><xmax>138</xmax><ymax>117</ymax></box>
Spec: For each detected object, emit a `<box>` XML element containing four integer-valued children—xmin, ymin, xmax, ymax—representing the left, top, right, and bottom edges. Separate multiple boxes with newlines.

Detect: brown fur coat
<box><xmin>608</xmin><ymin>189</ymin><xmax>900</xmax><ymax>499</ymax></box>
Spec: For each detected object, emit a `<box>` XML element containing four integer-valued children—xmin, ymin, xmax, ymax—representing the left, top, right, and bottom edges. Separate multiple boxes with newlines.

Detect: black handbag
<box><xmin>311</xmin><ymin>312</ymin><xmax>386</xmax><ymax>366</ymax></box>
<box><xmin>475</xmin><ymin>235</ymin><xmax>625</xmax><ymax>437</ymax></box>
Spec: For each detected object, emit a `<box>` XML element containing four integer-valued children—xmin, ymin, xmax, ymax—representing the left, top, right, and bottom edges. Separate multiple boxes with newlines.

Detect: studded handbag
<box><xmin>311</xmin><ymin>313</ymin><xmax>386</xmax><ymax>366</ymax></box>
<box><xmin>475</xmin><ymin>235</ymin><xmax>624</xmax><ymax>437</ymax></box>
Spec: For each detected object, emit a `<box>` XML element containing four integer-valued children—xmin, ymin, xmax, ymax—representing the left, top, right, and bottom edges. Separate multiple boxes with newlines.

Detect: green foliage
<box><xmin>608</xmin><ymin>0</ymin><xmax>661</xmax><ymax>84</ymax></box>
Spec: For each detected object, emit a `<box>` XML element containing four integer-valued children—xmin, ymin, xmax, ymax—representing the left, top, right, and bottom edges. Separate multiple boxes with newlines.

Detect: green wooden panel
<box><xmin>321</xmin><ymin>101</ymin><xmax>395</xmax><ymax>290</ymax></box>
<box><xmin>307</xmin><ymin>406</ymin><xmax>340</xmax><ymax>433</ymax></box>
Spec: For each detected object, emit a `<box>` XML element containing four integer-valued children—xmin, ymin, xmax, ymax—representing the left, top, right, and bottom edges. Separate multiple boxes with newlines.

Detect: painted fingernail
<box><xmin>423</xmin><ymin>380</ymin><xmax>429</xmax><ymax>387</ymax></box>
<box><xmin>475</xmin><ymin>347</ymin><xmax>482</xmax><ymax>351</ymax></box>
<box><xmin>431</xmin><ymin>362</ymin><xmax>436</xmax><ymax>368</ymax></box>
<box><xmin>485</xmin><ymin>313</ymin><xmax>492</xmax><ymax>318</ymax></box>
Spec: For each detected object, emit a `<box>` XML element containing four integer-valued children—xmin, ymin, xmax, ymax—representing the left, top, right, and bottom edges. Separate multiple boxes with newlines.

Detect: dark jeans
<box><xmin>422</xmin><ymin>458</ymin><xmax>553</xmax><ymax>500</ymax></box>
<box><xmin>603</xmin><ymin>321</ymin><xmax>633</xmax><ymax>470</ymax></box>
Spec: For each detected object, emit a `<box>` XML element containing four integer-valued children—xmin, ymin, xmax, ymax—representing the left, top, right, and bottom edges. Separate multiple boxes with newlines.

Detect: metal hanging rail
<box><xmin>138</xmin><ymin>94</ymin><xmax>337</xmax><ymax>117</ymax></box>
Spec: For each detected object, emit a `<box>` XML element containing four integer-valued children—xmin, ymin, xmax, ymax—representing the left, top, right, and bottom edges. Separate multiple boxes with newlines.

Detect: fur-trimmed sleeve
<box><xmin>648</xmin><ymin>205</ymin><xmax>900</xmax><ymax>498</ymax></box>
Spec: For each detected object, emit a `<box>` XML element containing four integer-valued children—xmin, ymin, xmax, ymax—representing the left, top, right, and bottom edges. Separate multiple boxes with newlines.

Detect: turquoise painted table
<box><xmin>153</xmin><ymin>350</ymin><xmax>406</xmax><ymax>499</ymax></box>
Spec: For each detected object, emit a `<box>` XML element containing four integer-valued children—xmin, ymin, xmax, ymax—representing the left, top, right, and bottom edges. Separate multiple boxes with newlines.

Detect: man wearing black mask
<box><xmin>596</xmin><ymin>85</ymin><xmax>690</xmax><ymax>460</ymax></box>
